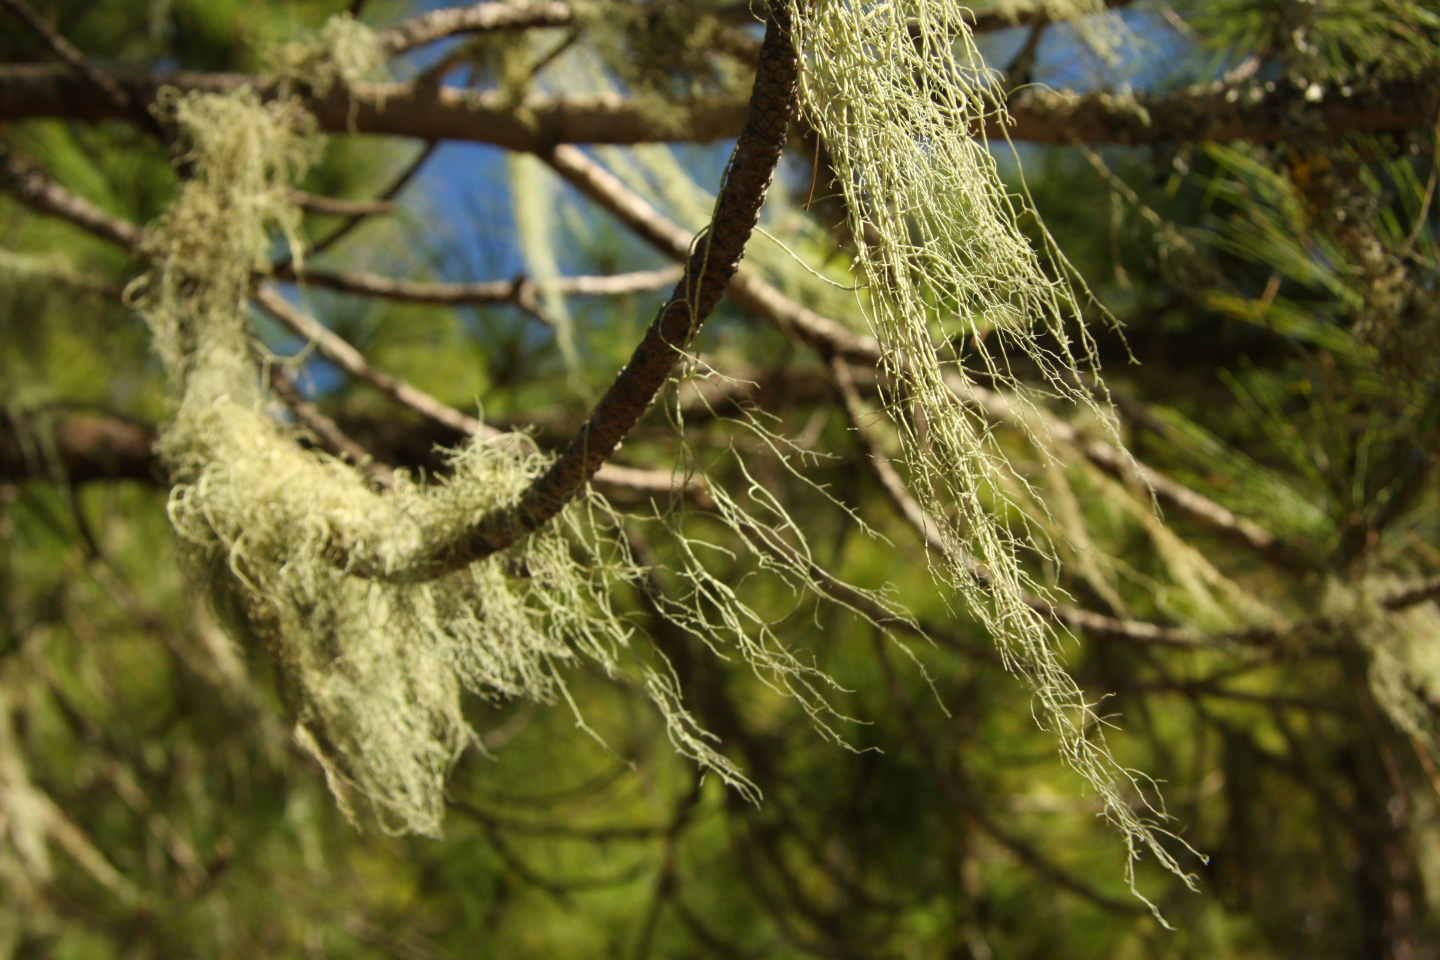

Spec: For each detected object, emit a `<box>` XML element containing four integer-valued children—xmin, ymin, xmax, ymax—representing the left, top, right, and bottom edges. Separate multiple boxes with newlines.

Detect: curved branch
<box><xmin>352</xmin><ymin>3</ymin><xmax>799</xmax><ymax>580</ymax></box>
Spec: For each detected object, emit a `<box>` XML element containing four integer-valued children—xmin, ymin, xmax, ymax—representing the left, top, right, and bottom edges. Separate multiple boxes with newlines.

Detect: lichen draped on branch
<box><xmin>126</xmin><ymin>87</ymin><xmax>748</xmax><ymax>835</ymax></box>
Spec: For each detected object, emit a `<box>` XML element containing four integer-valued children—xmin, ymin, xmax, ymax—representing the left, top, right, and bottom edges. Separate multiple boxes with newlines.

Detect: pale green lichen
<box><xmin>789</xmin><ymin>0</ymin><xmax>1198</xmax><ymax>904</ymax></box>
<box><xmin>127</xmin><ymin>87</ymin><xmax>752</xmax><ymax>834</ymax></box>
<box><xmin>268</xmin><ymin>12</ymin><xmax>389</xmax><ymax>97</ymax></box>
<box><xmin>1327</xmin><ymin>578</ymin><xmax>1440</xmax><ymax>751</ymax></box>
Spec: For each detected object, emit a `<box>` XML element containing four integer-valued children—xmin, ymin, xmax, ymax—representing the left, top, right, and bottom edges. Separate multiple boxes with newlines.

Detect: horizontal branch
<box><xmin>376</xmin><ymin>1</ymin><xmax>573</xmax><ymax>56</ymax></box>
<box><xmin>1385</xmin><ymin>575</ymin><xmax>1440</xmax><ymax>612</ymax></box>
<box><xmin>372</xmin><ymin>0</ymin><xmax>1126</xmax><ymax>63</ymax></box>
<box><xmin>286</xmin><ymin>190</ymin><xmax>394</xmax><ymax>217</ymax></box>
<box><xmin>0</xmin><ymin>138</ymin><xmax>142</xmax><ymax>249</ymax></box>
<box><xmin>0</xmin><ymin>409</ymin><xmax>156</xmax><ymax>484</ymax></box>
<box><xmin>0</xmin><ymin>64</ymin><xmax>749</xmax><ymax>150</ymax></box>
<box><xmin>3</xmin><ymin>62</ymin><xmax>1434</xmax><ymax>148</ymax></box>
<box><xmin>287</xmin><ymin>264</ymin><xmax>682</xmax><ymax>305</ymax></box>
<box><xmin>0</xmin><ymin>406</ymin><xmax>696</xmax><ymax>506</ymax></box>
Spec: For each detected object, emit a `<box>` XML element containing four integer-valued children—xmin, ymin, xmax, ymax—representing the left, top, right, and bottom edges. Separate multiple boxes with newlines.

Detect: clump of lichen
<box><xmin>127</xmin><ymin>87</ymin><xmax>747</xmax><ymax>834</ymax></box>
<box><xmin>268</xmin><ymin>12</ymin><xmax>389</xmax><ymax>96</ymax></box>
<box><xmin>1326</xmin><ymin>579</ymin><xmax>1440</xmax><ymax>751</ymax></box>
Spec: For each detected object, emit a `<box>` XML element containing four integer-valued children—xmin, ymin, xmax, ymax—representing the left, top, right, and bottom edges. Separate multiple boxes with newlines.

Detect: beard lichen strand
<box><xmin>788</xmin><ymin>0</ymin><xmax>1200</xmax><ymax>907</ymax></box>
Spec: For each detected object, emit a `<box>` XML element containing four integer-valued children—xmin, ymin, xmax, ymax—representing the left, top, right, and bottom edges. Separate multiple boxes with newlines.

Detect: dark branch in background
<box><xmin>355</xmin><ymin>3</ymin><xmax>799</xmax><ymax>580</ymax></box>
<box><xmin>0</xmin><ymin>0</ymin><xmax>131</xmax><ymax>112</ymax></box>
<box><xmin>0</xmin><ymin>410</ymin><xmax>155</xmax><ymax>485</ymax></box>
<box><xmin>0</xmin><ymin>408</ymin><xmax>697</xmax><ymax>507</ymax></box>
<box><xmin>0</xmin><ymin>139</ymin><xmax>142</xmax><ymax>249</ymax></box>
<box><xmin>1385</xmin><ymin>576</ymin><xmax>1440</xmax><ymax>612</ymax></box>
<box><xmin>2</xmin><ymin>62</ymin><xmax>1436</xmax><ymax>149</ymax></box>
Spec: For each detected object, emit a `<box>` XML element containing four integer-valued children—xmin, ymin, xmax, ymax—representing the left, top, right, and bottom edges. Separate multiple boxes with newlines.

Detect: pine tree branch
<box><xmin>0</xmin><ymin>154</ymin><xmax>694</xmax><ymax>504</ymax></box>
<box><xmin>284</xmin><ymin>264</ymin><xmax>682</xmax><ymax>305</ymax></box>
<box><xmin>351</xmin><ymin>3</ymin><xmax>799</xmax><ymax>580</ymax></box>
<box><xmin>285</xmin><ymin>190</ymin><xmax>394</xmax><ymax>217</ymax></box>
<box><xmin>375</xmin><ymin>1</ymin><xmax>573</xmax><ymax>56</ymax></box>
<box><xmin>0</xmin><ymin>139</ymin><xmax>143</xmax><ymax>250</ymax></box>
<box><xmin>0</xmin><ymin>0</ymin><xmax>132</xmax><ymax>112</ymax></box>
<box><xmin>3</xmin><ymin>63</ymin><xmax>1435</xmax><ymax>149</ymax></box>
<box><xmin>1384</xmin><ymin>575</ymin><xmax>1440</xmax><ymax>611</ymax></box>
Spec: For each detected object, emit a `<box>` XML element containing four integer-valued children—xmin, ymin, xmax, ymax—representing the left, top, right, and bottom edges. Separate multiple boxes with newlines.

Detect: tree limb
<box><xmin>3</xmin><ymin>63</ymin><xmax>1435</xmax><ymax>148</ymax></box>
<box><xmin>287</xmin><ymin>264</ymin><xmax>682</xmax><ymax>305</ymax></box>
<box><xmin>0</xmin><ymin>138</ymin><xmax>143</xmax><ymax>250</ymax></box>
<box><xmin>375</xmin><ymin>1</ymin><xmax>573</xmax><ymax>56</ymax></box>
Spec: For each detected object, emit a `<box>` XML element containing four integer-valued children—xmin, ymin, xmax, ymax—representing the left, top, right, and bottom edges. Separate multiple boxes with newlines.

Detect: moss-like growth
<box><xmin>789</xmin><ymin>0</ymin><xmax>1198</xmax><ymax>904</ymax></box>
<box><xmin>127</xmin><ymin>87</ymin><xmax>747</xmax><ymax>835</ymax></box>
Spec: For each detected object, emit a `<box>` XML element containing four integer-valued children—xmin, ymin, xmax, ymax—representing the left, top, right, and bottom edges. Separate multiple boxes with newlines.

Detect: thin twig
<box><xmin>286</xmin><ymin>264</ymin><xmax>682</xmax><ymax>305</ymax></box>
<box><xmin>286</xmin><ymin>189</ymin><xmax>394</xmax><ymax>217</ymax></box>
<box><xmin>376</xmin><ymin>1</ymin><xmax>574</xmax><ymax>57</ymax></box>
<box><xmin>1384</xmin><ymin>575</ymin><xmax>1440</xmax><ymax>611</ymax></box>
<box><xmin>253</xmin><ymin>283</ymin><xmax>486</xmax><ymax>437</ymax></box>
<box><xmin>254</xmin><ymin>284</ymin><xmax>701</xmax><ymax>503</ymax></box>
<box><xmin>1</xmin><ymin>0</ymin><xmax>131</xmax><ymax>112</ymax></box>
<box><xmin>266</xmin><ymin>363</ymin><xmax>395</xmax><ymax>487</ymax></box>
<box><xmin>309</xmin><ymin>140</ymin><xmax>437</xmax><ymax>258</ymax></box>
<box><xmin>831</xmin><ymin>356</ymin><xmax>1210</xmax><ymax>649</ymax></box>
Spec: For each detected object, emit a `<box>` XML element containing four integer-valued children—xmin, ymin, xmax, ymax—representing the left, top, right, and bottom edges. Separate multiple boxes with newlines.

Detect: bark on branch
<box><xmin>375</xmin><ymin>1</ymin><xmax>573</xmax><ymax>56</ymax></box>
<box><xmin>2</xmin><ymin>63</ymin><xmax>1434</xmax><ymax>149</ymax></box>
<box><xmin>351</xmin><ymin>3</ymin><xmax>799</xmax><ymax>580</ymax></box>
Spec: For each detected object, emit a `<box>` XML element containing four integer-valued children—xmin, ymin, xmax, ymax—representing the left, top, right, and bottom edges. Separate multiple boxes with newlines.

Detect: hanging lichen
<box><xmin>788</xmin><ymin>0</ymin><xmax>1198</xmax><ymax>902</ymax></box>
<box><xmin>268</xmin><ymin>12</ymin><xmax>389</xmax><ymax>97</ymax></box>
<box><xmin>125</xmin><ymin>86</ymin><xmax>750</xmax><ymax>835</ymax></box>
